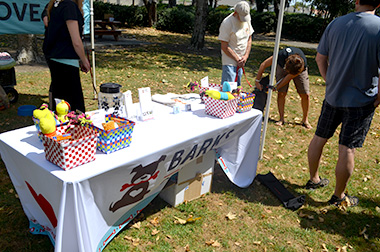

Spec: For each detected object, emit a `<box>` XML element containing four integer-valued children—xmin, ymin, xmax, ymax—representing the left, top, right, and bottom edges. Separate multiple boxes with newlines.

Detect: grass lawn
<box><xmin>0</xmin><ymin>28</ymin><xmax>379</xmax><ymax>252</ymax></box>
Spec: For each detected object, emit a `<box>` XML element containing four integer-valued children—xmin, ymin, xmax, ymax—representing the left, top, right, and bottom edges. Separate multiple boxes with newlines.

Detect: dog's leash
<box><xmin>235</xmin><ymin>66</ymin><xmax>252</xmax><ymax>88</ymax></box>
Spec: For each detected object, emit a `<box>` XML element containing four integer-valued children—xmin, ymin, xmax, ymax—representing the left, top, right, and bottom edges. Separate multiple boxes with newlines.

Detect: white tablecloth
<box><xmin>0</xmin><ymin>103</ymin><xmax>262</xmax><ymax>251</ymax></box>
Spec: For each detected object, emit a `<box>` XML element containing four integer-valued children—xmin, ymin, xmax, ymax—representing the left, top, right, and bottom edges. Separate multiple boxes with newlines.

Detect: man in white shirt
<box><xmin>218</xmin><ymin>1</ymin><xmax>254</xmax><ymax>86</ymax></box>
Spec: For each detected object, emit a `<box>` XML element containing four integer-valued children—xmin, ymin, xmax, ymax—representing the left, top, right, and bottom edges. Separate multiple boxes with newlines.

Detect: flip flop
<box><xmin>301</xmin><ymin>122</ymin><xmax>312</xmax><ymax>129</ymax></box>
<box><xmin>275</xmin><ymin>120</ymin><xmax>285</xmax><ymax>126</ymax></box>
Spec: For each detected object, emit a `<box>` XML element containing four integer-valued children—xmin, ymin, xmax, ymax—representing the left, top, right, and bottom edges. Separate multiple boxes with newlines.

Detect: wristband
<box><xmin>255</xmin><ymin>79</ymin><xmax>261</xmax><ymax>82</ymax></box>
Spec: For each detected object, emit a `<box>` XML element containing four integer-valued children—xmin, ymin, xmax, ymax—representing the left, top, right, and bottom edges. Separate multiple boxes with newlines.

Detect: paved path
<box><xmin>254</xmin><ymin>34</ymin><xmax>318</xmax><ymax>50</ymax></box>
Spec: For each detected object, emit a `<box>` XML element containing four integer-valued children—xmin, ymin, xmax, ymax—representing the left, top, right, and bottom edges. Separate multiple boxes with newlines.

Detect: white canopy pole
<box><xmin>259</xmin><ymin>0</ymin><xmax>286</xmax><ymax>159</ymax></box>
<box><xmin>90</xmin><ymin>0</ymin><xmax>97</xmax><ymax>99</ymax></box>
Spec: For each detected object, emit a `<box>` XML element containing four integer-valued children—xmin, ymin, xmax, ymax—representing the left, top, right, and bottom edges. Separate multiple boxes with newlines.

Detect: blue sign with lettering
<box><xmin>0</xmin><ymin>0</ymin><xmax>90</xmax><ymax>35</ymax></box>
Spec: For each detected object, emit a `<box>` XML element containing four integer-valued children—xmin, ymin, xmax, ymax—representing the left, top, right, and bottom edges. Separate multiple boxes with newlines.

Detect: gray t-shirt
<box><xmin>318</xmin><ymin>12</ymin><xmax>380</xmax><ymax>107</ymax></box>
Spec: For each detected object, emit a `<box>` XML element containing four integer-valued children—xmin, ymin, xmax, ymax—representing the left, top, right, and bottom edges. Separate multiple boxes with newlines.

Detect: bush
<box><xmin>282</xmin><ymin>13</ymin><xmax>327</xmax><ymax>42</ymax></box>
<box><xmin>93</xmin><ymin>1</ymin><xmax>148</xmax><ymax>27</ymax></box>
<box><xmin>156</xmin><ymin>6</ymin><xmax>195</xmax><ymax>34</ymax></box>
<box><xmin>93</xmin><ymin>1</ymin><xmax>328</xmax><ymax>43</ymax></box>
<box><xmin>207</xmin><ymin>7</ymin><xmax>233</xmax><ymax>35</ymax></box>
<box><xmin>251</xmin><ymin>11</ymin><xmax>276</xmax><ymax>34</ymax></box>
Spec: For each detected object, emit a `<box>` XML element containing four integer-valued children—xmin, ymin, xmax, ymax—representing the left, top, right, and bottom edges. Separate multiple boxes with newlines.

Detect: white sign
<box><xmin>138</xmin><ymin>87</ymin><xmax>154</xmax><ymax>121</ymax></box>
<box><xmin>123</xmin><ymin>90</ymin><xmax>137</xmax><ymax>121</ymax></box>
<box><xmin>200</xmin><ymin>76</ymin><xmax>209</xmax><ymax>88</ymax></box>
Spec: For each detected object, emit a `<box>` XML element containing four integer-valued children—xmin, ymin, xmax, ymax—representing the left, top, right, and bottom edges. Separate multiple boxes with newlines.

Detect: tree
<box><xmin>255</xmin><ymin>0</ymin><xmax>271</xmax><ymax>12</ymax></box>
<box><xmin>142</xmin><ymin>0</ymin><xmax>157</xmax><ymax>27</ymax></box>
<box><xmin>16</xmin><ymin>34</ymin><xmax>43</xmax><ymax>64</ymax></box>
<box><xmin>190</xmin><ymin>0</ymin><xmax>208</xmax><ymax>50</ymax></box>
<box><xmin>306</xmin><ymin>0</ymin><xmax>355</xmax><ymax>20</ymax></box>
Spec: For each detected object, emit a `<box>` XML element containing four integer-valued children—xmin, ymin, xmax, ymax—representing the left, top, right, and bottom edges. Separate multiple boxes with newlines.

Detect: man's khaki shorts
<box><xmin>276</xmin><ymin>66</ymin><xmax>309</xmax><ymax>94</ymax></box>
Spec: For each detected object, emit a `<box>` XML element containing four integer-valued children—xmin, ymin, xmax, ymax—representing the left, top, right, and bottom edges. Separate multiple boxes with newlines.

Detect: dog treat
<box><xmin>102</xmin><ymin>120</ymin><xmax>116</xmax><ymax>131</ymax></box>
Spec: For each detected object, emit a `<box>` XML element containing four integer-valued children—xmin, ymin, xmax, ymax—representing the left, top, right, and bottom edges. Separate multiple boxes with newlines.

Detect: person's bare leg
<box><xmin>333</xmin><ymin>145</ymin><xmax>355</xmax><ymax>199</ymax></box>
<box><xmin>300</xmin><ymin>93</ymin><xmax>311</xmax><ymax>128</ymax></box>
<box><xmin>308</xmin><ymin>135</ymin><xmax>328</xmax><ymax>183</ymax></box>
<box><xmin>276</xmin><ymin>92</ymin><xmax>286</xmax><ymax>125</ymax></box>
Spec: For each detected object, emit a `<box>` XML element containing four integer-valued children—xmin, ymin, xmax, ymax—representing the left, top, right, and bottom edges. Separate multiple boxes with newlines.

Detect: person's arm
<box><xmin>255</xmin><ymin>56</ymin><xmax>272</xmax><ymax>90</ymax></box>
<box><xmin>375</xmin><ymin>76</ymin><xmax>380</xmax><ymax>108</ymax></box>
<box><xmin>276</xmin><ymin>73</ymin><xmax>298</xmax><ymax>90</ymax></box>
<box><xmin>315</xmin><ymin>52</ymin><xmax>328</xmax><ymax>81</ymax></box>
<box><xmin>238</xmin><ymin>35</ymin><xmax>252</xmax><ymax>67</ymax></box>
<box><xmin>221</xmin><ymin>40</ymin><xmax>240</xmax><ymax>64</ymax></box>
<box><xmin>43</xmin><ymin>16</ymin><xmax>49</xmax><ymax>28</ymax></box>
<box><xmin>66</xmin><ymin>20</ymin><xmax>90</xmax><ymax>73</ymax></box>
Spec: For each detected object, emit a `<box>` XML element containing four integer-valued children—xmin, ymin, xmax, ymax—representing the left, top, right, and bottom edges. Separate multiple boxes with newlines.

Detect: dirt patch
<box><xmin>14</xmin><ymin>63</ymin><xmax>49</xmax><ymax>73</ymax></box>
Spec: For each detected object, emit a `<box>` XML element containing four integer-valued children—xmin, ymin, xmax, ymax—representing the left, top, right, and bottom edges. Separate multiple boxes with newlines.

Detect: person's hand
<box><xmin>80</xmin><ymin>59</ymin><xmax>91</xmax><ymax>73</ymax></box>
<box><xmin>237</xmin><ymin>56</ymin><xmax>247</xmax><ymax>67</ymax></box>
<box><xmin>255</xmin><ymin>80</ymin><xmax>262</xmax><ymax>91</ymax></box>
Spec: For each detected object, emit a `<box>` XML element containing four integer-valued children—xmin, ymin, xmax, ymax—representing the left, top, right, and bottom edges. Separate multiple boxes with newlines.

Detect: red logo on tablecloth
<box><xmin>109</xmin><ymin>155</ymin><xmax>166</xmax><ymax>212</ymax></box>
<box><xmin>25</xmin><ymin>181</ymin><xmax>57</xmax><ymax>228</ymax></box>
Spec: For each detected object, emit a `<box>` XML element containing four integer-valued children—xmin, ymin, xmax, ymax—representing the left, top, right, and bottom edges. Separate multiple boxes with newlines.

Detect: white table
<box><xmin>0</xmin><ymin>103</ymin><xmax>262</xmax><ymax>252</ymax></box>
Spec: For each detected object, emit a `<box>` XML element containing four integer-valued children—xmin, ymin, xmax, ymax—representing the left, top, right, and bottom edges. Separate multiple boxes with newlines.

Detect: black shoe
<box><xmin>328</xmin><ymin>194</ymin><xmax>359</xmax><ymax>207</ymax></box>
<box><xmin>305</xmin><ymin>177</ymin><xmax>329</xmax><ymax>190</ymax></box>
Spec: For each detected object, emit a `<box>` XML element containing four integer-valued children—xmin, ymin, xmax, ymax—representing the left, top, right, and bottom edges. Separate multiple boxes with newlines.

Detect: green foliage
<box><xmin>306</xmin><ymin>0</ymin><xmax>355</xmax><ymax>20</ymax></box>
<box><xmin>93</xmin><ymin>1</ymin><xmax>329</xmax><ymax>43</ymax></box>
<box><xmin>93</xmin><ymin>1</ymin><xmax>148</xmax><ymax>27</ymax></box>
<box><xmin>251</xmin><ymin>11</ymin><xmax>277</xmax><ymax>34</ymax></box>
<box><xmin>207</xmin><ymin>7</ymin><xmax>233</xmax><ymax>35</ymax></box>
<box><xmin>156</xmin><ymin>5</ymin><xmax>195</xmax><ymax>34</ymax></box>
<box><xmin>282</xmin><ymin>13</ymin><xmax>327</xmax><ymax>42</ymax></box>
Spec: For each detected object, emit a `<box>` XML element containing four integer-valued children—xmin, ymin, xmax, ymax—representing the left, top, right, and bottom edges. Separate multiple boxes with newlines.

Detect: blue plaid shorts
<box><xmin>315</xmin><ymin>100</ymin><xmax>375</xmax><ymax>148</ymax></box>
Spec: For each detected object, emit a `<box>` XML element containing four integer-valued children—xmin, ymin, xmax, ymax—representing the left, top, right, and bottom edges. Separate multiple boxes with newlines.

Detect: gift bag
<box><xmin>85</xmin><ymin>114</ymin><xmax>135</xmax><ymax>154</ymax></box>
<box><xmin>236</xmin><ymin>92</ymin><xmax>255</xmax><ymax>113</ymax></box>
<box><xmin>253</xmin><ymin>75</ymin><xmax>269</xmax><ymax>112</ymax></box>
<box><xmin>41</xmin><ymin>124</ymin><xmax>98</xmax><ymax>170</ymax></box>
<box><xmin>204</xmin><ymin>96</ymin><xmax>238</xmax><ymax>119</ymax></box>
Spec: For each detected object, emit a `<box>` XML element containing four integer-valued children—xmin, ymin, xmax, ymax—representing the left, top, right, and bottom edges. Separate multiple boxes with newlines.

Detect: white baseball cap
<box><xmin>234</xmin><ymin>1</ymin><xmax>251</xmax><ymax>22</ymax></box>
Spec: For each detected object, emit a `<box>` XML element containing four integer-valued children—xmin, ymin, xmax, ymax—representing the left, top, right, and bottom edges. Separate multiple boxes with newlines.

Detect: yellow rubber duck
<box><xmin>33</xmin><ymin>104</ymin><xmax>56</xmax><ymax>137</ymax></box>
<box><xmin>56</xmin><ymin>100</ymin><xmax>69</xmax><ymax>123</ymax></box>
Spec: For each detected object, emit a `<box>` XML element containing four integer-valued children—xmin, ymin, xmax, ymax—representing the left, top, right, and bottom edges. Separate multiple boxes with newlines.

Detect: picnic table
<box><xmin>94</xmin><ymin>20</ymin><xmax>122</xmax><ymax>41</ymax></box>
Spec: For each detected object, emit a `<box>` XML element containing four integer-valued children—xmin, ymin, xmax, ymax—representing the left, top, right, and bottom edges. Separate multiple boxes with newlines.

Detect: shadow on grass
<box><xmin>210</xmin><ymin>163</ymin><xmax>380</xmax><ymax>249</ymax></box>
<box><xmin>93</xmin><ymin>43</ymin><xmax>221</xmax><ymax>74</ymax></box>
<box><xmin>0</xmin><ymin>94</ymin><xmax>48</xmax><ymax>133</ymax></box>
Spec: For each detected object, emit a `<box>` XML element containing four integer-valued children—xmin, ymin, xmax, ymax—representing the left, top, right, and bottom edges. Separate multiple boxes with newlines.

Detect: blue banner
<box><xmin>0</xmin><ymin>0</ymin><xmax>90</xmax><ymax>35</ymax></box>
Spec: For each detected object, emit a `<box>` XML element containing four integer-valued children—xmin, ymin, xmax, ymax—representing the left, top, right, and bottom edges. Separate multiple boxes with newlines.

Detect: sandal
<box><xmin>305</xmin><ymin>177</ymin><xmax>329</xmax><ymax>190</ymax></box>
<box><xmin>328</xmin><ymin>194</ymin><xmax>359</xmax><ymax>207</ymax></box>
<box><xmin>301</xmin><ymin>121</ymin><xmax>312</xmax><ymax>129</ymax></box>
<box><xmin>275</xmin><ymin>120</ymin><xmax>285</xmax><ymax>126</ymax></box>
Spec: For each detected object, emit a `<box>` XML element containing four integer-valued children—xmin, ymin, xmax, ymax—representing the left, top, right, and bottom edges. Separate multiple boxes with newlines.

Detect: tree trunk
<box><xmin>169</xmin><ymin>0</ymin><xmax>176</xmax><ymax>7</ymax></box>
<box><xmin>16</xmin><ymin>34</ymin><xmax>43</xmax><ymax>64</ymax></box>
<box><xmin>190</xmin><ymin>0</ymin><xmax>208</xmax><ymax>50</ymax></box>
<box><xmin>142</xmin><ymin>0</ymin><xmax>157</xmax><ymax>27</ymax></box>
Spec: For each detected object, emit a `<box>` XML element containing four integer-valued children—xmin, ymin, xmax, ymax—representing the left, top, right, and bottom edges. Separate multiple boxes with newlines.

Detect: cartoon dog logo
<box><xmin>109</xmin><ymin>155</ymin><xmax>166</xmax><ymax>212</ymax></box>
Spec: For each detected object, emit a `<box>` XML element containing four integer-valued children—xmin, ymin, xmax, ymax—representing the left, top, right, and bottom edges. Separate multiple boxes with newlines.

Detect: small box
<box><xmin>204</xmin><ymin>96</ymin><xmax>238</xmax><ymax>119</ymax></box>
<box><xmin>41</xmin><ymin>124</ymin><xmax>98</xmax><ymax>170</ymax></box>
<box><xmin>159</xmin><ymin>151</ymin><xmax>215</xmax><ymax>207</ymax></box>
<box><xmin>236</xmin><ymin>92</ymin><xmax>255</xmax><ymax>113</ymax></box>
<box><xmin>85</xmin><ymin>114</ymin><xmax>135</xmax><ymax>154</ymax></box>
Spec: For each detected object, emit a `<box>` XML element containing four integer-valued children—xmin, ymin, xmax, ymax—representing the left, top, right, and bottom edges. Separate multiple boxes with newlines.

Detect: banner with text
<box><xmin>0</xmin><ymin>0</ymin><xmax>90</xmax><ymax>35</ymax></box>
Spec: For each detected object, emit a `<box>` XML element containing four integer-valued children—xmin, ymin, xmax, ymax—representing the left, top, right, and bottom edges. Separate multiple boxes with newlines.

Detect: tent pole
<box><xmin>259</xmin><ymin>0</ymin><xmax>286</xmax><ymax>160</ymax></box>
<box><xmin>90</xmin><ymin>0</ymin><xmax>97</xmax><ymax>100</ymax></box>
